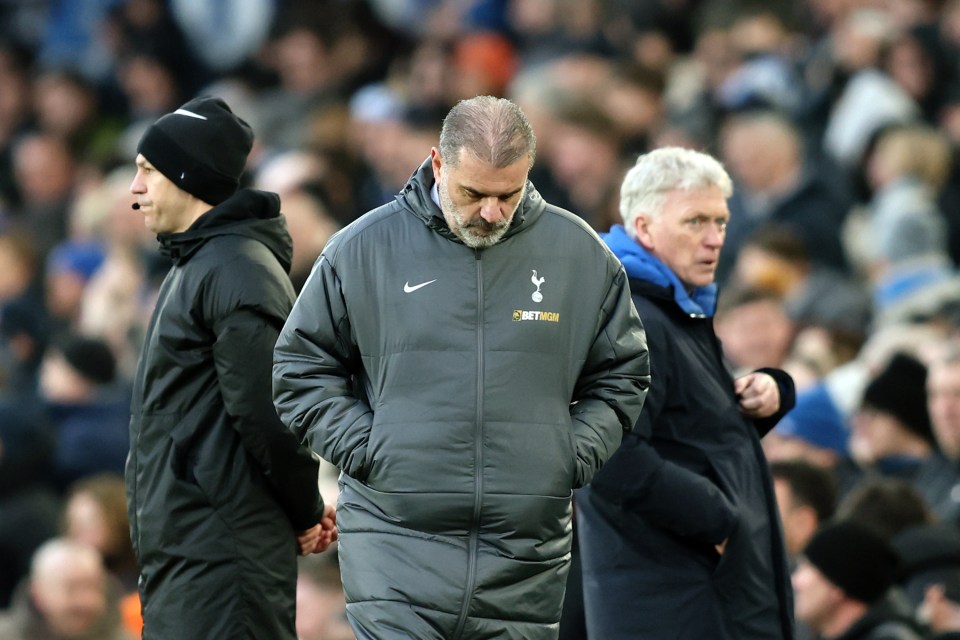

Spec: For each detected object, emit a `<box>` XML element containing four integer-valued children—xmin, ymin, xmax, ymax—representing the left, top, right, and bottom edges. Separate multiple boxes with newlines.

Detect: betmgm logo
<box><xmin>513</xmin><ymin>310</ymin><xmax>561</xmax><ymax>323</ymax></box>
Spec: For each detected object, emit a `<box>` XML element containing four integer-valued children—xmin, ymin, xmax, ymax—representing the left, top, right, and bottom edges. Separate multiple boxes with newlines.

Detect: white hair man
<box><xmin>576</xmin><ymin>147</ymin><xmax>797</xmax><ymax>639</ymax></box>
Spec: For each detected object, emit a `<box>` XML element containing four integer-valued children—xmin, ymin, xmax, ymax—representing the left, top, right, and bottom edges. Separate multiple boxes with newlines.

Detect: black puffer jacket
<box><xmin>126</xmin><ymin>189</ymin><xmax>324</xmax><ymax>640</ymax></box>
<box><xmin>274</xmin><ymin>159</ymin><xmax>649</xmax><ymax>639</ymax></box>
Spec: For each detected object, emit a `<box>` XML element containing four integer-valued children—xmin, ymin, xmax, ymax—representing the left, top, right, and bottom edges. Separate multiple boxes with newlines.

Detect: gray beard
<box><xmin>438</xmin><ymin>177</ymin><xmax>517</xmax><ymax>249</ymax></box>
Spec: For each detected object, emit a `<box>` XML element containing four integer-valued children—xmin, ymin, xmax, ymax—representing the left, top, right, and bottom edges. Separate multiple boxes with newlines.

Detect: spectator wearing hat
<box><xmin>852</xmin><ymin>352</ymin><xmax>960</xmax><ymax>515</ymax></box>
<box><xmin>765</xmin><ymin>383</ymin><xmax>864</xmax><ymax>498</ymax></box>
<box><xmin>38</xmin><ymin>334</ymin><xmax>128</xmax><ymax>490</ymax></box>
<box><xmin>892</xmin><ymin>523</ymin><xmax>960</xmax><ymax>638</ymax></box>
<box><xmin>127</xmin><ymin>96</ymin><xmax>336</xmax><ymax>639</ymax></box>
<box><xmin>793</xmin><ymin>520</ymin><xmax>926</xmax><ymax>639</ymax></box>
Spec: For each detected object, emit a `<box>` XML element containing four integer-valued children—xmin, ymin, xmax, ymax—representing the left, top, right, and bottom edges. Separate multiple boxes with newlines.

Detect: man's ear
<box><xmin>430</xmin><ymin>147</ymin><xmax>442</xmax><ymax>183</ymax></box>
<box><xmin>634</xmin><ymin>213</ymin><xmax>655</xmax><ymax>251</ymax></box>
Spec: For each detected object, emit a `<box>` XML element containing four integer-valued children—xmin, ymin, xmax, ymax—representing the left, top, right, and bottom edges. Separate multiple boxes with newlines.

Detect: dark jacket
<box><xmin>577</xmin><ymin>226</ymin><xmax>795</xmax><ymax>639</ymax></box>
<box><xmin>126</xmin><ymin>189</ymin><xmax>324</xmax><ymax>640</ymax></box>
<box><xmin>273</xmin><ymin>159</ymin><xmax>650</xmax><ymax>639</ymax></box>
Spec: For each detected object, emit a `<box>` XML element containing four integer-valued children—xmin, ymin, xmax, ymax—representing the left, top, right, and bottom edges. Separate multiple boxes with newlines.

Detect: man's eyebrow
<box><xmin>462</xmin><ymin>186</ymin><xmax>524</xmax><ymax>199</ymax></box>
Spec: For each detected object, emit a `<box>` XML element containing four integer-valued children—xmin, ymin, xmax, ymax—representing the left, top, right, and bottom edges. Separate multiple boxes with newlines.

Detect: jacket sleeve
<box><xmin>208</xmin><ymin>262</ymin><xmax>324</xmax><ymax>532</ymax></box>
<box><xmin>589</xmin><ymin>431</ymin><xmax>739</xmax><ymax>545</ymax></box>
<box><xmin>752</xmin><ymin>367</ymin><xmax>797</xmax><ymax>438</ymax></box>
<box><xmin>273</xmin><ymin>253</ymin><xmax>373</xmax><ymax>479</ymax></box>
<box><xmin>569</xmin><ymin>266</ymin><xmax>650</xmax><ymax>488</ymax></box>
<box><xmin>588</xmin><ymin>311</ymin><xmax>738</xmax><ymax>546</ymax></box>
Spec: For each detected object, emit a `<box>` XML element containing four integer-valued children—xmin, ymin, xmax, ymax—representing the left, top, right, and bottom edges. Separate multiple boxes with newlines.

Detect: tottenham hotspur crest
<box><xmin>531</xmin><ymin>270</ymin><xmax>545</xmax><ymax>303</ymax></box>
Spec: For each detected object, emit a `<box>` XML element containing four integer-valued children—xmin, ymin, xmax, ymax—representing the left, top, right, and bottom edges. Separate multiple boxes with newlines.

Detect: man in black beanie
<box><xmin>127</xmin><ymin>96</ymin><xmax>337</xmax><ymax>639</ymax></box>
<box><xmin>851</xmin><ymin>352</ymin><xmax>960</xmax><ymax>520</ymax></box>
<box><xmin>792</xmin><ymin>520</ymin><xmax>925</xmax><ymax>639</ymax></box>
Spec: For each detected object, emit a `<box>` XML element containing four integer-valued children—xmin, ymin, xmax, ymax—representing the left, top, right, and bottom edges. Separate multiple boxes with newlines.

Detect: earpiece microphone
<box><xmin>132</xmin><ymin>202</ymin><xmax>141</xmax><ymax>210</ymax></box>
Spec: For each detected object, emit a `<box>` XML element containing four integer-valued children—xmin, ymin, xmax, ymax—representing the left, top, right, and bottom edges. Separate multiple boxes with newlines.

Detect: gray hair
<box><xmin>438</xmin><ymin>96</ymin><xmax>536</xmax><ymax>169</ymax></box>
<box><xmin>619</xmin><ymin>147</ymin><xmax>733</xmax><ymax>238</ymax></box>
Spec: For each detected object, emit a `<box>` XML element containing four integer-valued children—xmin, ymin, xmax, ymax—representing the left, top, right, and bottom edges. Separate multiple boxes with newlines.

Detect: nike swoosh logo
<box><xmin>404</xmin><ymin>279</ymin><xmax>437</xmax><ymax>293</ymax></box>
<box><xmin>173</xmin><ymin>108</ymin><xmax>208</xmax><ymax>120</ymax></box>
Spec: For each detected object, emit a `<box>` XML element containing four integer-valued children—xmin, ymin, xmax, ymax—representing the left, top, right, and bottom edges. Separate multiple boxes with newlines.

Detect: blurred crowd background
<box><xmin>1</xmin><ymin>0</ymin><xmax>960</xmax><ymax>638</ymax></box>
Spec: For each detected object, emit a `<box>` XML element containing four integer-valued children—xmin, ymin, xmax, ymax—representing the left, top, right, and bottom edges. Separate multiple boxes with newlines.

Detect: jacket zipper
<box><xmin>453</xmin><ymin>249</ymin><xmax>484</xmax><ymax>639</ymax></box>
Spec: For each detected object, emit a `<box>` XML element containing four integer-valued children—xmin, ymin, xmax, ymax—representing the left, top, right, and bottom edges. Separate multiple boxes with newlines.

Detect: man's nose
<box><xmin>479</xmin><ymin>197</ymin><xmax>503</xmax><ymax>223</ymax></box>
<box><xmin>703</xmin><ymin>223</ymin><xmax>725</xmax><ymax>247</ymax></box>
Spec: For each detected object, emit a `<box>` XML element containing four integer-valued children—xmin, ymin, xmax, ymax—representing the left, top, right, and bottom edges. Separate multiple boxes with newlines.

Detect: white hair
<box><xmin>619</xmin><ymin>147</ymin><xmax>733</xmax><ymax>238</ymax></box>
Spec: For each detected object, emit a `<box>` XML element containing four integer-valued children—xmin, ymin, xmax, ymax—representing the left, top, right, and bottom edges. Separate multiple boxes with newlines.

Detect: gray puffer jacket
<box><xmin>274</xmin><ymin>159</ymin><xmax>650</xmax><ymax>639</ymax></box>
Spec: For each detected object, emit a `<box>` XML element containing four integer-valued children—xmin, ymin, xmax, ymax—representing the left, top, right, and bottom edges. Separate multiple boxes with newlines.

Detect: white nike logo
<box><xmin>404</xmin><ymin>279</ymin><xmax>437</xmax><ymax>293</ymax></box>
<box><xmin>174</xmin><ymin>108</ymin><xmax>208</xmax><ymax>120</ymax></box>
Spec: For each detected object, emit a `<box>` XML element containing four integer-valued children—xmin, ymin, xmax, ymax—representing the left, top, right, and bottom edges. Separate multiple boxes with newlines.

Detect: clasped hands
<box><xmin>296</xmin><ymin>503</ymin><xmax>338</xmax><ymax>555</ymax></box>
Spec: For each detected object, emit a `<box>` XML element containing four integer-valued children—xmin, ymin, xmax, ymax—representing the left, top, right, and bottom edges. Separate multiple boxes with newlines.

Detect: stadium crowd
<box><xmin>0</xmin><ymin>0</ymin><xmax>960</xmax><ymax>638</ymax></box>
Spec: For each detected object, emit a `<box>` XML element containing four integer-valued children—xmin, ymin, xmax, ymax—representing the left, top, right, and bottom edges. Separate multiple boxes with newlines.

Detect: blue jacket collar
<box><xmin>602</xmin><ymin>224</ymin><xmax>717</xmax><ymax>317</ymax></box>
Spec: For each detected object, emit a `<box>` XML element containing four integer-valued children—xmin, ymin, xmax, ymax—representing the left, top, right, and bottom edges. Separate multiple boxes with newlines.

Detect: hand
<box><xmin>296</xmin><ymin>524</ymin><xmax>323</xmax><ymax>556</ymax></box>
<box><xmin>715</xmin><ymin>538</ymin><xmax>728</xmax><ymax>556</ymax></box>
<box><xmin>734</xmin><ymin>373</ymin><xmax>780</xmax><ymax>419</ymax></box>
<box><xmin>314</xmin><ymin>503</ymin><xmax>338</xmax><ymax>554</ymax></box>
<box><xmin>921</xmin><ymin>584</ymin><xmax>960</xmax><ymax>632</ymax></box>
<box><xmin>296</xmin><ymin>504</ymin><xmax>339</xmax><ymax>555</ymax></box>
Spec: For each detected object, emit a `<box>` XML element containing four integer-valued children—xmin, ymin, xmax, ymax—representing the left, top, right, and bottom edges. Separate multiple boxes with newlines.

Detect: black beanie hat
<box><xmin>60</xmin><ymin>336</ymin><xmax>116</xmax><ymax>386</ymax></box>
<box><xmin>803</xmin><ymin>520</ymin><xmax>900</xmax><ymax>604</ymax></box>
<box><xmin>136</xmin><ymin>96</ymin><xmax>253</xmax><ymax>205</ymax></box>
<box><xmin>861</xmin><ymin>352</ymin><xmax>935</xmax><ymax>444</ymax></box>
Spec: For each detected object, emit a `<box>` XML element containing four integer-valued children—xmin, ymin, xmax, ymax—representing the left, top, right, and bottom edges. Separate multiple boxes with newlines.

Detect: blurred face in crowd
<box><xmin>13</xmin><ymin>134</ymin><xmax>75</xmax><ymax>204</ymax></box>
<box><xmin>850</xmin><ymin>406</ymin><xmax>917</xmax><ymax>465</ymax></box>
<box><xmin>30</xmin><ymin>545</ymin><xmax>107</xmax><ymax>638</ymax></box>
<box><xmin>774</xmin><ymin>478</ymin><xmax>818</xmax><ymax>557</ymax></box>
<box><xmin>130</xmin><ymin>154</ymin><xmax>195</xmax><ymax>234</ymax></box>
<box><xmin>65</xmin><ymin>492</ymin><xmax>115</xmax><ymax>556</ymax></box>
<box><xmin>432</xmin><ymin>146</ymin><xmax>527</xmax><ymax>249</ymax></box>
<box><xmin>634</xmin><ymin>186</ymin><xmax>729</xmax><ymax>289</ymax></box>
<box><xmin>714</xmin><ymin>297</ymin><xmax>794</xmax><ymax>370</ymax></box>
<box><xmin>792</xmin><ymin>560</ymin><xmax>844</xmax><ymax>633</ymax></box>
<box><xmin>928</xmin><ymin>359</ymin><xmax>960</xmax><ymax>461</ymax></box>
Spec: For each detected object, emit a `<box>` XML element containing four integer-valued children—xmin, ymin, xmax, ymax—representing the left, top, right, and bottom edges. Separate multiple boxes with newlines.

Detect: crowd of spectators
<box><xmin>1</xmin><ymin>0</ymin><xmax>960</xmax><ymax>638</ymax></box>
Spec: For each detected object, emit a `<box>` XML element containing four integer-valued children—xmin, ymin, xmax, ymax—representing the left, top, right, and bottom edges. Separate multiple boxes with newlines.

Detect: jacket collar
<box><xmin>602</xmin><ymin>224</ymin><xmax>717</xmax><ymax>317</ymax></box>
<box><xmin>156</xmin><ymin>189</ymin><xmax>292</xmax><ymax>270</ymax></box>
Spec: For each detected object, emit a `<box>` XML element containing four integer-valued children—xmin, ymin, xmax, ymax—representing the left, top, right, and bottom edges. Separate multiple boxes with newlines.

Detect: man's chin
<box><xmin>462</xmin><ymin>229</ymin><xmax>508</xmax><ymax>249</ymax></box>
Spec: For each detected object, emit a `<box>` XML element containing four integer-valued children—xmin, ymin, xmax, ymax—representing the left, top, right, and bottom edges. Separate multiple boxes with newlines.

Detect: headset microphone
<box><xmin>132</xmin><ymin>202</ymin><xmax>140</xmax><ymax>210</ymax></box>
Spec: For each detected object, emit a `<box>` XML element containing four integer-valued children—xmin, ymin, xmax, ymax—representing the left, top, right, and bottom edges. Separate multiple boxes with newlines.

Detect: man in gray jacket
<box><xmin>273</xmin><ymin>95</ymin><xmax>650</xmax><ymax>640</ymax></box>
